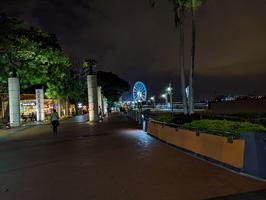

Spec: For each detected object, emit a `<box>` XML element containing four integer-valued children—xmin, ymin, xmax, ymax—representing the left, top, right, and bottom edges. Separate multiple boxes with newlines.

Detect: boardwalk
<box><xmin>0</xmin><ymin>114</ymin><xmax>265</xmax><ymax>200</ymax></box>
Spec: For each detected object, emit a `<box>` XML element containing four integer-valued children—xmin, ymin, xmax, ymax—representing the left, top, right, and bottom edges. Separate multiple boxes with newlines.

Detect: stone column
<box><xmin>103</xmin><ymin>97</ymin><xmax>108</xmax><ymax>115</ymax></box>
<box><xmin>87</xmin><ymin>74</ymin><xmax>98</xmax><ymax>122</ymax></box>
<box><xmin>8</xmin><ymin>77</ymin><xmax>20</xmax><ymax>127</ymax></box>
<box><xmin>101</xmin><ymin>93</ymin><xmax>104</xmax><ymax>117</ymax></box>
<box><xmin>97</xmin><ymin>86</ymin><xmax>103</xmax><ymax>115</ymax></box>
<box><xmin>35</xmin><ymin>89</ymin><xmax>45</xmax><ymax>122</ymax></box>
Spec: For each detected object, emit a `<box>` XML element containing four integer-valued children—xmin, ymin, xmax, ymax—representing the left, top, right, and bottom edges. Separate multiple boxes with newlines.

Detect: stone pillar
<box><xmin>87</xmin><ymin>74</ymin><xmax>98</xmax><ymax>122</ymax></box>
<box><xmin>97</xmin><ymin>86</ymin><xmax>103</xmax><ymax>115</ymax></box>
<box><xmin>101</xmin><ymin>93</ymin><xmax>104</xmax><ymax>117</ymax></box>
<box><xmin>35</xmin><ymin>89</ymin><xmax>45</xmax><ymax>122</ymax></box>
<box><xmin>8</xmin><ymin>77</ymin><xmax>20</xmax><ymax>127</ymax></box>
<box><xmin>103</xmin><ymin>97</ymin><xmax>108</xmax><ymax>115</ymax></box>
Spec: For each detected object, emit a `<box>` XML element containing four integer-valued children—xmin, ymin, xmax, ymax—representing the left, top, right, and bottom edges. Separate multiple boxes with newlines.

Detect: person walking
<box><xmin>98</xmin><ymin>106</ymin><xmax>102</xmax><ymax>121</ymax></box>
<box><xmin>107</xmin><ymin>107</ymin><xmax>112</xmax><ymax>116</ymax></box>
<box><xmin>51</xmin><ymin>109</ymin><xmax>59</xmax><ymax>135</ymax></box>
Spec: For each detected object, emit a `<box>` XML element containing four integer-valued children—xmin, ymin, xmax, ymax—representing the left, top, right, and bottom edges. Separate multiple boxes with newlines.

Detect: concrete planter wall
<box><xmin>148</xmin><ymin>120</ymin><xmax>245</xmax><ymax>169</ymax></box>
<box><xmin>240</xmin><ymin>132</ymin><xmax>266</xmax><ymax>179</ymax></box>
<box><xmin>127</xmin><ymin>110</ymin><xmax>140</xmax><ymax>122</ymax></box>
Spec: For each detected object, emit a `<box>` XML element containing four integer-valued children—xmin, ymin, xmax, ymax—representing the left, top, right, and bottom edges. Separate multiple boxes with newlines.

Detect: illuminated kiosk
<box><xmin>35</xmin><ymin>89</ymin><xmax>45</xmax><ymax>121</ymax></box>
<box><xmin>87</xmin><ymin>72</ymin><xmax>98</xmax><ymax>122</ymax></box>
<box><xmin>8</xmin><ymin>77</ymin><xmax>21</xmax><ymax>127</ymax></box>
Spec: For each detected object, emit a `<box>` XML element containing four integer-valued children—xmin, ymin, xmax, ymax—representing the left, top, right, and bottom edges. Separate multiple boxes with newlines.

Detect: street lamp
<box><xmin>166</xmin><ymin>83</ymin><xmax>173</xmax><ymax>113</ymax></box>
<box><xmin>161</xmin><ymin>94</ymin><xmax>168</xmax><ymax>104</ymax></box>
<box><xmin>150</xmin><ymin>96</ymin><xmax>156</xmax><ymax>108</ymax></box>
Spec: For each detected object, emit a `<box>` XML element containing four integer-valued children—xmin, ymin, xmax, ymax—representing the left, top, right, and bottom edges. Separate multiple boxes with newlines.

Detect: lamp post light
<box><xmin>150</xmin><ymin>96</ymin><xmax>155</xmax><ymax>108</ymax></box>
<box><xmin>166</xmin><ymin>83</ymin><xmax>173</xmax><ymax>113</ymax></box>
<box><xmin>161</xmin><ymin>94</ymin><xmax>168</xmax><ymax>104</ymax></box>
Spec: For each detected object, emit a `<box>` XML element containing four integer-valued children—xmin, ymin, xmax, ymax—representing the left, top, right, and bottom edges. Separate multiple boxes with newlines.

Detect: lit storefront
<box><xmin>1</xmin><ymin>93</ymin><xmax>75</xmax><ymax>120</ymax></box>
<box><xmin>20</xmin><ymin>99</ymin><xmax>58</xmax><ymax>119</ymax></box>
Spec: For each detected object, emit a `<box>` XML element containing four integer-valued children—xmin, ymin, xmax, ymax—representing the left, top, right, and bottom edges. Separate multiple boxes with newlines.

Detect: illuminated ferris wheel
<box><xmin>133</xmin><ymin>81</ymin><xmax>147</xmax><ymax>102</ymax></box>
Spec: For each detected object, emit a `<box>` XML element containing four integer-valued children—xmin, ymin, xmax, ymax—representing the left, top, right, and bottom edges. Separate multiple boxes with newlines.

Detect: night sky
<box><xmin>1</xmin><ymin>0</ymin><xmax>266</xmax><ymax>101</ymax></box>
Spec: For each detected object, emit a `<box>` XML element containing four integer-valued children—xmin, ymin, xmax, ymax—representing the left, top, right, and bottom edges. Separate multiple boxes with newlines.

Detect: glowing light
<box><xmin>166</xmin><ymin>87</ymin><xmax>172</xmax><ymax>92</ymax></box>
<box><xmin>77</xmin><ymin>103</ymin><xmax>82</xmax><ymax>108</ymax></box>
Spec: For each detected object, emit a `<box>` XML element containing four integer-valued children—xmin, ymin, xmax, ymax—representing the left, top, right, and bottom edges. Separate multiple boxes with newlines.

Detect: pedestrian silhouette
<box><xmin>98</xmin><ymin>106</ymin><xmax>102</xmax><ymax>121</ymax></box>
<box><xmin>51</xmin><ymin>109</ymin><xmax>59</xmax><ymax>135</ymax></box>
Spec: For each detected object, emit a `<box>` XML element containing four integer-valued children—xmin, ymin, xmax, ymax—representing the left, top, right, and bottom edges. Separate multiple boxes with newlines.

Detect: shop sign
<box><xmin>21</xmin><ymin>102</ymin><xmax>35</xmax><ymax>106</ymax></box>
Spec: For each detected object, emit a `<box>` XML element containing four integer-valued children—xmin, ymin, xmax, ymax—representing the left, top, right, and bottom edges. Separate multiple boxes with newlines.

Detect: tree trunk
<box><xmin>189</xmin><ymin>8</ymin><xmax>196</xmax><ymax>115</ymax></box>
<box><xmin>179</xmin><ymin>17</ymin><xmax>188</xmax><ymax>115</ymax></box>
<box><xmin>57</xmin><ymin>97</ymin><xmax>61</xmax><ymax>118</ymax></box>
<box><xmin>65</xmin><ymin>98</ymin><xmax>69</xmax><ymax>117</ymax></box>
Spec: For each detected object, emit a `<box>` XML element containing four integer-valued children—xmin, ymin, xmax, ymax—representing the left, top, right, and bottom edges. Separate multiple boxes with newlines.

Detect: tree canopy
<box><xmin>97</xmin><ymin>71</ymin><xmax>130</xmax><ymax>105</ymax></box>
<box><xmin>0</xmin><ymin>13</ymin><xmax>70</xmax><ymax>99</ymax></box>
<box><xmin>0</xmin><ymin>14</ymin><xmax>130</xmax><ymax>105</ymax></box>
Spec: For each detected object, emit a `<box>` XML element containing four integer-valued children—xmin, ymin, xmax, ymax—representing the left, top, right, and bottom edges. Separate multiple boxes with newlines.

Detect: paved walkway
<box><xmin>0</xmin><ymin>114</ymin><xmax>265</xmax><ymax>200</ymax></box>
<box><xmin>0</xmin><ymin>115</ymin><xmax>87</xmax><ymax>141</ymax></box>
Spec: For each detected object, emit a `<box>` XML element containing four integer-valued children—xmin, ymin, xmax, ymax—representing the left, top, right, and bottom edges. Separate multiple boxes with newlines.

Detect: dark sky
<box><xmin>1</xmin><ymin>0</ymin><xmax>266</xmax><ymax>101</ymax></box>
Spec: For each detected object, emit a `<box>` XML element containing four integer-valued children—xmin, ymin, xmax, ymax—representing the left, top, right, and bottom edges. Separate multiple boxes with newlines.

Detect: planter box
<box><xmin>148</xmin><ymin>121</ymin><xmax>245</xmax><ymax>169</ymax></box>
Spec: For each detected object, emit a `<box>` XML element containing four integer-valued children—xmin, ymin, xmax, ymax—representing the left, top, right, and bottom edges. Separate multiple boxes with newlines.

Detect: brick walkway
<box><xmin>0</xmin><ymin>114</ymin><xmax>265</xmax><ymax>200</ymax></box>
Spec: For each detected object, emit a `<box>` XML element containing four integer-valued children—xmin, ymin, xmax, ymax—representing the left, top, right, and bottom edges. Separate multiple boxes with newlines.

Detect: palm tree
<box><xmin>188</xmin><ymin>0</ymin><xmax>202</xmax><ymax>115</ymax></box>
<box><xmin>82</xmin><ymin>58</ymin><xmax>97</xmax><ymax>75</ymax></box>
<box><xmin>150</xmin><ymin>0</ymin><xmax>189</xmax><ymax>114</ymax></box>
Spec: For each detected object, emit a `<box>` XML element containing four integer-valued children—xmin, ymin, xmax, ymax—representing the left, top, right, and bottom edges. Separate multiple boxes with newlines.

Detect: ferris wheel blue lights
<box><xmin>133</xmin><ymin>81</ymin><xmax>147</xmax><ymax>102</ymax></box>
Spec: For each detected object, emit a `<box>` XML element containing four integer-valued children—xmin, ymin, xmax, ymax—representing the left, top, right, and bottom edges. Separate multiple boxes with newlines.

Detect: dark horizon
<box><xmin>1</xmin><ymin>0</ymin><xmax>266</xmax><ymax>101</ymax></box>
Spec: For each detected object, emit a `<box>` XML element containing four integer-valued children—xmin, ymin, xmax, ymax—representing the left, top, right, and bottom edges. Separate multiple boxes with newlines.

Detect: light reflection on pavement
<box><xmin>0</xmin><ymin>114</ymin><xmax>265</xmax><ymax>200</ymax></box>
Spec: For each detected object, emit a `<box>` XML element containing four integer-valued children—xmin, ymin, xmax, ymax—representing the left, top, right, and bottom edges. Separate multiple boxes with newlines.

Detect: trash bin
<box><xmin>240</xmin><ymin>132</ymin><xmax>266</xmax><ymax>179</ymax></box>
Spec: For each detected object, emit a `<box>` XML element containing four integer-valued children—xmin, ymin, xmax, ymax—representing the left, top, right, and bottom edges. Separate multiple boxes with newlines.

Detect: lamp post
<box><xmin>161</xmin><ymin>94</ymin><xmax>168</xmax><ymax>104</ymax></box>
<box><xmin>150</xmin><ymin>96</ymin><xmax>155</xmax><ymax>108</ymax></box>
<box><xmin>166</xmin><ymin>83</ymin><xmax>173</xmax><ymax>113</ymax></box>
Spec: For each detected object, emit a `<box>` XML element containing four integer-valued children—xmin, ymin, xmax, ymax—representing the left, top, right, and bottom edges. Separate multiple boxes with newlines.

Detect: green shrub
<box><xmin>198</xmin><ymin>112</ymin><xmax>266</xmax><ymax>126</ymax></box>
<box><xmin>154</xmin><ymin>115</ymin><xmax>175</xmax><ymax>124</ymax></box>
<box><xmin>182</xmin><ymin>119</ymin><xmax>266</xmax><ymax>138</ymax></box>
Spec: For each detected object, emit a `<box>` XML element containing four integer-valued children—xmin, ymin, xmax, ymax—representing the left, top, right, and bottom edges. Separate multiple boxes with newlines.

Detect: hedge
<box><xmin>182</xmin><ymin>119</ymin><xmax>266</xmax><ymax>138</ymax></box>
